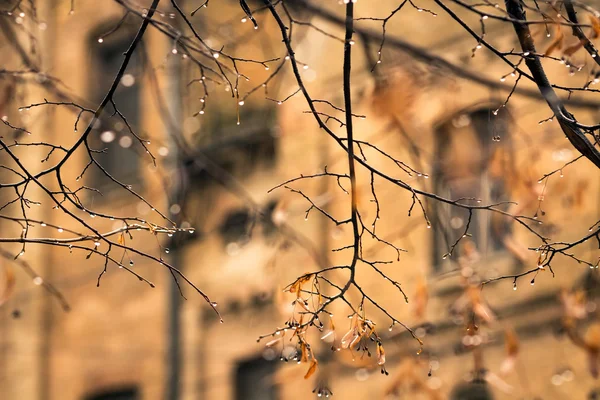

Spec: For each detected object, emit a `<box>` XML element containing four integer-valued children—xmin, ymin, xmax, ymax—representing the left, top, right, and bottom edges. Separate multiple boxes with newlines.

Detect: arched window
<box><xmin>432</xmin><ymin>107</ymin><xmax>513</xmax><ymax>268</ymax></box>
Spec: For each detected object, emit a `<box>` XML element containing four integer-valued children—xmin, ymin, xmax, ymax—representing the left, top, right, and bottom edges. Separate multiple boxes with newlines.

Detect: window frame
<box><xmin>431</xmin><ymin>105</ymin><xmax>513</xmax><ymax>271</ymax></box>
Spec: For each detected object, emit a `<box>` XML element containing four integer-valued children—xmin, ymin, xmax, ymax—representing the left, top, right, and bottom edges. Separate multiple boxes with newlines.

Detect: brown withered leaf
<box><xmin>573</xmin><ymin>180</ymin><xmax>587</xmax><ymax>209</ymax></box>
<box><xmin>585</xmin><ymin>323</ymin><xmax>600</xmax><ymax>352</ymax></box>
<box><xmin>301</xmin><ymin>342</ymin><xmax>309</xmax><ymax>363</ymax></box>
<box><xmin>467</xmin><ymin>286</ymin><xmax>496</xmax><ymax>323</ymax></box>
<box><xmin>563</xmin><ymin>40</ymin><xmax>584</xmax><ymax>57</ymax></box>
<box><xmin>146</xmin><ymin>222</ymin><xmax>157</xmax><ymax>235</ymax></box>
<box><xmin>265</xmin><ymin>337</ymin><xmax>282</xmax><ymax>347</ymax></box>
<box><xmin>304</xmin><ymin>360</ymin><xmax>318</xmax><ymax>380</ymax></box>
<box><xmin>545</xmin><ymin>26</ymin><xmax>564</xmax><ymax>56</ymax></box>
<box><xmin>560</xmin><ymin>288</ymin><xmax>587</xmax><ymax>320</ymax></box>
<box><xmin>500</xmin><ymin>328</ymin><xmax>519</xmax><ymax>375</ymax></box>
<box><xmin>340</xmin><ymin>328</ymin><xmax>357</xmax><ymax>349</ymax></box>
<box><xmin>590</xmin><ymin>16</ymin><xmax>600</xmax><ymax>38</ymax></box>
<box><xmin>412</xmin><ymin>277</ymin><xmax>429</xmax><ymax>320</ymax></box>
<box><xmin>349</xmin><ymin>331</ymin><xmax>362</xmax><ymax>349</ymax></box>
<box><xmin>376</xmin><ymin>343</ymin><xmax>386</xmax><ymax>366</ymax></box>
<box><xmin>505</xmin><ymin>329</ymin><xmax>519</xmax><ymax>356</ymax></box>
<box><xmin>341</xmin><ymin>314</ymin><xmax>359</xmax><ymax>349</ymax></box>
<box><xmin>289</xmin><ymin>274</ymin><xmax>312</xmax><ymax>298</ymax></box>
<box><xmin>118</xmin><ymin>232</ymin><xmax>125</xmax><ymax>246</ymax></box>
<box><xmin>0</xmin><ymin>265</ymin><xmax>16</xmax><ymax>306</ymax></box>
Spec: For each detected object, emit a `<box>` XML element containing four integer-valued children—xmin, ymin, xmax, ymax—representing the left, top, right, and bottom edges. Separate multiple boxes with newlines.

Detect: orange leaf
<box><xmin>500</xmin><ymin>329</ymin><xmax>520</xmax><ymax>374</ymax></box>
<box><xmin>265</xmin><ymin>337</ymin><xmax>282</xmax><ymax>347</ymax></box>
<box><xmin>376</xmin><ymin>343</ymin><xmax>386</xmax><ymax>366</ymax></box>
<box><xmin>146</xmin><ymin>222</ymin><xmax>157</xmax><ymax>235</ymax></box>
<box><xmin>590</xmin><ymin>16</ymin><xmax>600</xmax><ymax>38</ymax></box>
<box><xmin>340</xmin><ymin>328</ymin><xmax>357</xmax><ymax>349</ymax></box>
<box><xmin>585</xmin><ymin>323</ymin><xmax>600</xmax><ymax>351</ymax></box>
<box><xmin>412</xmin><ymin>277</ymin><xmax>429</xmax><ymax>320</ymax></box>
<box><xmin>304</xmin><ymin>360</ymin><xmax>318</xmax><ymax>379</ymax></box>
<box><xmin>0</xmin><ymin>265</ymin><xmax>16</xmax><ymax>306</ymax></box>
<box><xmin>544</xmin><ymin>26</ymin><xmax>564</xmax><ymax>56</ymax></box>
<box><xmin>301</xmin><ymin>342</ymin><xmax>309</xmax><ymax>363</ymax></box>
<box><xmin>505</xmin><ymin>329</ymin><xmax>519</xmax><ymax>356</ymax></box>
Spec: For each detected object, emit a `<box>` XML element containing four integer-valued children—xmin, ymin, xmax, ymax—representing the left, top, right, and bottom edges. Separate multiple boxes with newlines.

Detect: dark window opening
<box><xmin>450</xmin><ymin>381</ymin><xmax>494</xmax><ymax>400</ymax></box>
<box><xmin>432</xmin><ymin>107</ymin><xmax>512</xmax><ymax>268</ymax></box>
<box><xmin>188</xmin><ymin>105</ymin><xmax>277</xmax><ymax>187</ymax></box>
<box><xmin>220</xmin><ymin>208</ymin><xmax>252</xmax><ymax>244</ymax></box>
<box><xmin>235</xmin><ymin>356</ymin><xmax>277</xmax><ymax>400</ymax></box>
<box><xmin>88</xmin><ymin>23</ymin><xmax>142</xmax><ymax>193</ymax></box>
<box><xmin>85</xmin><ymin>387</ymin><xmax>138</xmax><ymax>400</ymax></box>
<box><xmin>218</xmin><ymin>200</ymin><xmax>280</xmax><ymax>246</ymax></box>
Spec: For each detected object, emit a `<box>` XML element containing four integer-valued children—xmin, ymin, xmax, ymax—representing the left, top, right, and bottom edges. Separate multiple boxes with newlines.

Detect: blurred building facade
<box><xmin>0</xmin><ymin>1</ymin><xmax>599</xmax><ymax>400</ymax></box>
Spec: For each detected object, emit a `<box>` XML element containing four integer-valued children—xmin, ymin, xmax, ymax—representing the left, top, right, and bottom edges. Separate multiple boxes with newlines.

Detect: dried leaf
<box><xmin>296</xmin><ymin>299</ymin><xmax>310</xmax><ymax>312</ymax></box>
<box><xmin>301</xmin><ymin>342</ymin><xmax>309</xmax><ymax>363</ymax></box>
<box><xmin>544</xmin><ymin>26</ymin><xmax>564</xmax><ymax>56</ymax></box>
<box><xmin>320</xmin><ymin>330</ymin><xmax>335</xmax><ymax>342</ymax></box>
<box><xmin>484</xmin><ymin>371</ymin><xmax>514</xmax><ymax>394</ymax></box>
<box><xmin>560</xmin><ymin>289</ymin><xmax>587</xmax><ymax>320</ymax></box>
<box><xmin>349</xmin><ymin>332</ymin><xmax>362</xmax><ymax>349</ymax></box>
<box><xmin>304</xmin><ymin>359</ymin><xmax>318</xmax><ymax>379</ymax></box>
<box><xmin>289</xmin><ymin>281</ymin><xmax>300</xmax><ymax>294</ymax></box>
<box><xmin>290</xmin><ymin>274</ymin><xmax>312</xmax><ymax>298</ymax></box>
<box><xmin>376</xmin><ymin>343</ymin><xmax>386</xmax><ymax>366</ymax></box>
<box><xmin>500</xmin><ymin>329</ymin><xmax>519</xmax><ymax>374</ymax></box>
<box><xmin>340</xmin><ymin>328</ymin><xmax>357</xmax><ymax>349</ymax></box>
<box><xmin>0</xmin><ymin>265</ymin><xmax>16</xmax><ymax>306</ymax></box>
<box><xmin>412</xmin><ymin>277</ymin><xmax>429</xmax><ymax>319</ymax></box>
<box><xmin>118</xmin><ymin>233</ymin><xmax>125</xmax><ymax>245</ymax></box>
<box><xmin>341</xmin><ymin>314</ymin><xmax>359</xmax><ymax>349</ymax></box>
<box><xmin>590</xmin><ymin>16</ymin><xmax>600</xmax><ymax>38</ymax></box>
<box><xmin>505</xmin><ymin>329</ymin><xmax>519</xmax><ymax>356</ymax></box>
<box><xmin>500</xmin><ymin>356</ymin><xmax>517</xmax><ymax>375</ymax></box>
<box><xmin>585</xmin><ymin>323</ymin><xmax>600</xmax><ymax>351</ymax></box>
<box><xmin>146</xmin><ymin>222</ymin><xmax>157</xmax><ymax>235</ymax></box>
<box><xmin>265</xmin><ymin>337</ymin><xmax>282</xmax><ymax>347</ymax></box>
<box><xmin>473</xmin><ymin>302</ymin><xmax>496</xmax><ymax>323</ymax></box>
